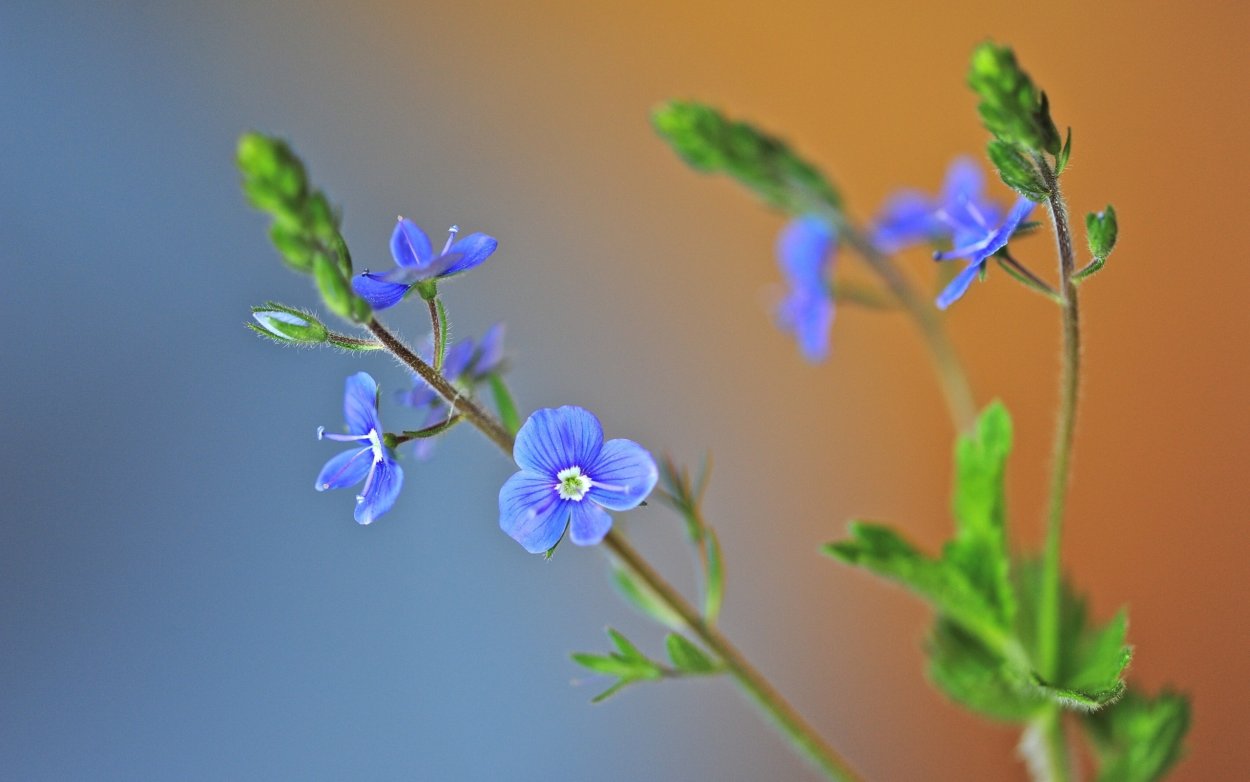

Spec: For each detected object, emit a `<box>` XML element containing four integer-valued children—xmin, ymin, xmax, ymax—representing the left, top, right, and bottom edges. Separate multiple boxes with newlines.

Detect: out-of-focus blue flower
<box><xmin>499</xmin><ymin>406</ymin><xmax>658</xmax><ymax>553</ymax></box>
<box><xmin>870</xmin><ymin>157</ymin><xmax>1003</xmax><ymax>253</ymax></box>
<box><xmin>933</xmin><ymin>197</ymin><xmax>1035</xmax><ymax>309</ymax></box>
<box><xmin>776</xmin><ymin>215</ymin><xmax>836</xmax><ymax>363</ymax></box>
<box><xmin>316</xmin><ymin>372</ymin><xmax>404</xmax><ymax>524</ymax></box>
<box><xmin>352</xmin><ymin>218</ymin><xmax>498</xmax><ymax>310</ymax></box>
<box><xmin>396</xmin><ymin>323</ymin><xmax>507</xmax><ymax>460</ymax></box>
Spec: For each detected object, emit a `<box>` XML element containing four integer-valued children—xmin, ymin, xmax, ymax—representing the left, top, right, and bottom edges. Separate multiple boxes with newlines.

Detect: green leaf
<box><xmin>433</xmin><ymin>297</ymin><xmax>449</xmax><ymax>372</ymax></box>
<box><xmin>611</xmin><ymin>567</ymin><xmax>684</xmax><ymax>630</ymax></box>
<box><xmin>570</xmin><ymin>652</ymin><xmax>645</xmax><ymax>679</ymax></box>
<box><xmin>487</xmin><ymin>374</ymin><xmax>521</xmax><ymax>436</ymax></box>
<box><xmin>652</xmin><ymin>100</ymin><xmax>842</xmax><ymax>214</ymax></box>
<box><xmin>986</xmin><ymin>139</ymin><xmax>1049</xmax><ymax>202</ymax></box>
<box><xmin>607</xmin><ymin>628</ymin><xmax>648</xmax><ymax>663</ymax></box>
<box><xmin>968</xmin><ymin>42</ymin><xmax>1062</xmax><ymax>154</ymax></box>
<box><xmin>703</xmin><ymin>526</ymin><xmax>724</xmax><ymax>625</ymax></box>
<box><xmin>927</xmin><ymin>619</ymin><xmax>1046</xmax><ymax>722</ymax></box>
<box><xmin>1086</xmin><ymin>204</ymin><xmax>1118</xmax><ymax>260</ymax></box>
<box><xmin>1056</xmin><ymin>128</ymin><xmax>1073</xmax><ymax>174</ymax></box>
<box><xmin>665</xmin><ymin>634</ymin><xmax>718</xmax><ymax>674</ymax></box>
<box><xmin>1083</xmin><ymin>690</ymin><xmax>1190</xmax><ymax>782</ymax></box>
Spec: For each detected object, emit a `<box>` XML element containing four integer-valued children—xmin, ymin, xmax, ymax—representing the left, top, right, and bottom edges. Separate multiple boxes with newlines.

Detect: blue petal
<box><xmin>395</xmin><ymin>382</ymin><xmax>438</xmax><ymax>409</ymax></box>
<box><xmin>355</xmin><ymin>457</ymin><xmax>403</xmax><ymax>525</ymax></box>
<box><xmin>587</xmin><ymin>438</ymin><xmax>658</xmax><ymax>511</ymax></box>
<box><xmin>870</xmin><ymin>191</ymin><xmax>938</xmax><ymax>252</ymax></box>
<box><xmin>513</xmin><ymin>406</ymin><xmax>604</xmax><ymax>476</ymax></box>
<box><xmin>983</xmin><ymin>198</ymin><xmax>1036</xmax><ymax>256</ymax></box>
<box><xmin>778</xmin><ymin>289</ymin><xmax>834</xmax><ymax>363</ymax></box>
<box><xmin>353</xmin><ymin>272</ymin><xmax>412</xmax><ymax>310</ymax></box>
<box><xmin>777</xmin><ymin>216</ymin><xmax>835</xmax><ymax>286</ymax></box>
<box><xmin>498</xmin><ymin>470</ymin><xmax>571</xmax><ymax>553</ymax></box>
<box><xmin>343</xmin><ymin>372</ymin><xmax>381</xmax><ymax>435</ymax></box>
<box><xmin>440</xmin><ymin>338</ymin><xmax>476</xmax><ymax>381</ymax></box>
<box><xmin>438</xmin><ymin>233</ymin><xmax>498</xmax><ymax>277</ymax></box>
<box><xmin>936</xmin><ymin>262</ymin><xmax>984</xmax><ymax>310</ymax></box>
<box><xmin>471</xmin><ymin>322</ymin><xmax>506</xmax><ymax>376</ymax></box>
<box><xmin>940</xmin><ymin>157</ymin><xmax>984</xmax><ymax>206</ymax></box>
<box><xmin>315</xmin><ymin>447</ymin><xmax>373</xmax><ymax>491</ymax></box>
<box><xmin>390</xmin><ymin>218</ymin><xmax>434</xmax><ymax>269</ymax></box>
<box><xmin>568</xmin><ymin>501</ymin><xmax>612</xmax><ymax>546</ymax></box>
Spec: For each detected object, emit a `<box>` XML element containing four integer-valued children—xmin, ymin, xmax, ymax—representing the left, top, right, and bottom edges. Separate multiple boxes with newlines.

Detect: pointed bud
<box><xmin>250</xmin><ymin>303</ymin><xmax>328</xmax><ymax>344</ymax></box>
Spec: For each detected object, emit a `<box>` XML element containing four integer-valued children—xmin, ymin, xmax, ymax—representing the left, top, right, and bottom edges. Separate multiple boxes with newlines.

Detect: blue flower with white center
<box><xmin>397</xmin><ymin>323</ymin><xmax>508</xmax><ymax>461</ymax></box>
<box><xmin>870</xmin><ymin>157</ymin><xmax>1003</xmax><ymax>253</ymax></box>
<box><xmin>499</xmin><ymin>406</ymin><xmax>658</xmax><ymax>554</ymax></box>
<box><xmin>776</xmin><ymin>215</ymin><xmax>836</xmax><ymax>363</ymax></box>
<box><xmin>932</xmin><ymin>197</ymin><xmax>1035</xmax><ymax>310</ymax></box>
<box><xmin>352</xmin><ymin>217</ymin><xmax>498</xmax><ymax>310</ymax></box>
<box><xmin>316</xmin><ymin>372</ymin><xmax>404</xmax><ymax>525</ymax></box>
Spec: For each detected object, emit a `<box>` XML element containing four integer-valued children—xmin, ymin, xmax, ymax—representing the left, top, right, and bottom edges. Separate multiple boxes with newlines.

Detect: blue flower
<box><xmin>352</xmin><ymin>218</ymin><xmax>498</xmax><ymax>310</ymax></box>
<box><xmin>396</xmin><ymin>323</ymin><xmax>508</xmax><ymax>461</ymax></box>
<box><xmin>316</xmin><ymin>372</ymin><xmax>404</xmax><ymax>524</ymax></box>
<box><xmin>870</xmin><ymin>157</ymin><xmax>1004</xmax><ymax>254</ymax></box>
<box><xmin>776</xmin><ymin>215</ymin><xmax>836</xmax><ymax>363</ymax></box>
<box><xmin>932</xmin><ymin>197</ymin><xmax>1035</xmax><ymax>309</ymax></box>
<box><xmin>499</xmin><ymin>406</ymin><xmax>658</xmax><ymax>553</ymax></box>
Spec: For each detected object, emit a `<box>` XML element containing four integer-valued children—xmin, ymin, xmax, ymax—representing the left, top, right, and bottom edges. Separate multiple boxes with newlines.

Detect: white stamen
<box><xmin>555</xmin><ymin>466</ymin><xmax>593</xmax><ymax>501</ymax></box>
<box><xmin>441</xmin><ymin>225</ymin><xmax>460</xmax><ymax>255</ymax></box>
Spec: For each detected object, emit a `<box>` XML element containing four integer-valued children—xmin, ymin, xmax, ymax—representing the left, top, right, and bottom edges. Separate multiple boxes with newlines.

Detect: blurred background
<box><xmin>2</xmin><ymin>1</ymin><xmax>1247</xmax><ymax>779</ymax></box>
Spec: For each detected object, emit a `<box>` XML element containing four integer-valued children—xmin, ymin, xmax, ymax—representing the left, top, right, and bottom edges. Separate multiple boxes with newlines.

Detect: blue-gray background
<box><xmin>3</xmin><ymin>2</ymin><xmax>1248</xmax><ymax>780</ymax></box>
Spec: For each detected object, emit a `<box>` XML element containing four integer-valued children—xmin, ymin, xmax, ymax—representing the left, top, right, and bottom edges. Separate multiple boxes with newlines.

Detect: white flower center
<box><xmin>555</xmin><ymin>466</ymin><xmax>592</xmax><ymax>501</ymax></box>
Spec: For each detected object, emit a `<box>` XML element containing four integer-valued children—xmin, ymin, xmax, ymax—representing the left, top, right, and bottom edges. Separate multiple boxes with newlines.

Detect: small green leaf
<box><xmin>607</xmin><ymin>628</ymin><xmax>648</xmax><ymax>663</ymax></box>
<box><xmin>589</xmin><ymin>679</ymin><xmax>632</xmax><ymax>704</ymax></box>
<box><xmin>986</xmin><ymin>139</ymin><xmax>1049</xmax><ymax>202</ymax></box>
<box><xmin>1086</xmin><ymin>204</ymin><xmax>1118</xmax><ymax>260</ymax></box>
<box><xmin>927</xmin><ymin>618</ymin><xmax>1045</xmax><ymax>722</ymax></box>
<box><xmin>665</xmin><ymin>634</ymin><xmax>718</xmax><ymax>674</ymax></box>
<box><xmin>487</xmin><ymin>374</ymin><xmax>521</xmax><ymax>436</ymax></box>
<box><xmin>433</xmin><ymin>298</ymin><xmax>449</xmax><ymax>372</ymax></box>
<box><xmin>611</xmin><ymin>567</ymin><xmax>683</xmax><ymax>630</ymax></box>
<box><xmin>570</xmin><ymin>652</ymin><xmax>644</xmax><ymax>679</ymax></box>
<box><xmin>1083</xmin><ymin>690</ymin><xmax>1190</xmax><ymax>782</ymax></box>
<box><xmin>652</xmin><ymin>100</ymin><xmax>842</xmax><ymax>214</ymax></box>
<box><xmin>968</xmin><ymin>42</ymin><xmax>1062</xmax><ymax>154</ymax></box>
<box><xmin>1056</xmin><ymin>128</ymin><xmax>1073</xmax><ymax>174</ymax></box>
<box><xmin>703</xmin><ymin>526</ymin><xmax>724</xmax><ymax>625</ymax></box>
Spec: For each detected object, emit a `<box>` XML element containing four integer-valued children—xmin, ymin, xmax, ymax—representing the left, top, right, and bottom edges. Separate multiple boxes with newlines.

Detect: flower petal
<box><xmin>587</xmin><ymin>438</ymin><xmax>658</xmax><ymax>511</ymax></box>
<box><xmin>471</xmin><ymin>322</ymin><xmax>506</xmax><ymax>377</ymax></box>
<box><xmin>355</xmin><ymin>457</ymin><xmax>403</xmax><ymax>525</ymax></box>
<box><xmin>568</xmin><ymin>500</ymin><xmax>612</xmax><ymax>546</ymax></box>
<box><xmin>343</xmin><ymin>372</ymin><xmax>381</xmax><ymax>435</ymax></box>
<box><xmin>778</xmin><ymin>289</ymin><xmax>834</xmax><ymax>363</ymax></box>
<box><xmin>777</xmin><ymin>216</ymin><xmax>835</xmax><ymax>286</ymax></box>
<box><xmin>438</xmin><ymin>233</ymin><xmax>498</xmax><ymax>277</ymax></box>
<box><xmin>870</xmin><ymin>191</ymin><xmax>937</xmax><ymax>252</ymax></box>
<box><xmin>513</xmin><ymin>406</ymin><xmax>604</xmax><ymax>476</ymax></box>
<box><xmin>936</xmin><ymin>262</ymin><xmax>984</xmax><ymax>310</ymax></box>
<box><xmin>353</xmin><ymin>272</ymin><xmax>412</xmax><ymax>310</ymax></box>
<box><xmin>390</xmin><ymin>218</ymin><xmax>434</xmax><ymax>269</ymax></box>
<box><xmin>498</xmin><ymin>470</ymin><xmax>571</xmax><ymax>553</ymax></box>
<box><xmin>440</xmin><ymin>338</ymin><xmax>476</xmax><ymax>381</ymax></box>
<box><xmin>984</xmin><ymin>198</ymin><xmax>1036</xmax><ymax>256</ymax></box>
<box><xmin>315</xmin><ymin>446</ymin><xmax>373</xmax><ymax>491</ymax></box>
<box><xmin>940</xmin><ymin>156</ymin><xmax>984</xmax><ymax>206</ymax></box>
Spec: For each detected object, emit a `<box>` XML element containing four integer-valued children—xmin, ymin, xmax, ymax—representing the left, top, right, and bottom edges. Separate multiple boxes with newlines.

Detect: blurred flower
<box><xmin>316</xmin><ymin>372</ymin><xmax>403</xmax><ymax>524</ymax></box>
<box><xmin>933</xmin><ymin>197</ymin><xmax>1035</xmax><ymax>309</ymax></box>
<box><xmin>396</xmin><ymin>323</ymin><xmax>507</xmax><ymax>460</ymax></box>
<box><xmin>870</xmin><ymin>157</ymin><xmax>1003</xmax><ymax>253</ymax></box>
<box><xmin>776</xmin><ymin>215</ymin><xmax>836</xmax><ymax>363</ymax></box>
<box><xmin>352</xmin><ymin>218</ymin><xmax>498</xmax><ymax>309</ymax></box>
<box><xmin>499</xmin><ymin>406</ymin><xmax>658</xmax><ymax>553</ymax></box>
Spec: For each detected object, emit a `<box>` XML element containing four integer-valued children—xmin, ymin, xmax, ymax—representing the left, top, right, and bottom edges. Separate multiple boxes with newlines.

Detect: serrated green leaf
<box><xmin>665</xmin><ymin>634</ymin><xmax>717</xmax><ymax>674</ymax></box>
<box><xmin>1056</xmin><ymin>128</ymin><xmax>1073</xmax><ymax>174</ymax></box>
<box><xmin>1083</xmin><ymin>690</ymin><xmax>1190</xmax><ymax>782</ymax></box>
<box><xmin>703</xmin><ymin>526</ymin><xmax>724</xmax><ymax>625</ymax></box>
<box><xmin>611</xmin><ymin>567</ymin><xmax>683</xmax><ymax>630</ymax></box>
<box><xmin>487</xmin><ymin>374</ymin><xmax>521</xmax><ymax>436</ymax></box>
<box><xmin>968</xmin><ymin>42</ymin><xmax>1062</xmax><ymax>154</ymax></box>
<box><xmin>986</xmin><ymin>139</ymin><xmax>1049</xmax><ymax>201</ymax></box>
<box><xmin>927</xmin><ymin>619</ymin><xmax>1046</xmax><ymax>722</ymax></box>
<box><xmin>652</xmin><ymin>100</ymin><xmax>841</xmax><ymax>214</ymax></box>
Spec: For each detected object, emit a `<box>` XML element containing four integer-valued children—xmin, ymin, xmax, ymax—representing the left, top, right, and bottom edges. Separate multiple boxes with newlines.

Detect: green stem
<box><xmin>832</xmin><ymin>215</ymin><xmax>978</xmax><ymax>433</ymax></box>
<box><xmin>366</xmin><ymin>316</ymin><xmax>862</xmax><ymax>782</ymax></box>
<box><xmin>1033</xmin><ymin>155</ymin><xmax>1082</xmax><ymax>782</ymax></box>
<box><xmin>427</xmin><ymin>297</ymin><xmax>447</xmax><ymax>372</ymax></box>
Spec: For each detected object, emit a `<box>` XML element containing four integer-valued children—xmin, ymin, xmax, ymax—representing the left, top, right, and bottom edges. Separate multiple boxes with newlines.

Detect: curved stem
<box><xmin>832</xmin><ymin>217</ymin><xmax>978</xmax><ymax>433</ymax></box>
<box><xmin>367</xmin><ymin>316</ymin><xmax>862</xmax><ymax>781</ymax></box>
<box><xmin>1032</xmin><ymin>155</ymin><xmax>1082</xmax><ymax>782</ymax></box>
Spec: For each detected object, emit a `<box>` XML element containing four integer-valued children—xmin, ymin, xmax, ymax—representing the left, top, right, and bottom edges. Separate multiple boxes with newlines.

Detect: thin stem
<box><xmin>367</xmin><ymin>315</ymin><xmax>862</xmax><ymax>781</ymax></box>
<box><xmin>427</xmin><ymin>297</ymin><xmax>446</xmax><ymax>372</ymax></box>
<box><xmin>832</xmin><ymin>217</ymin><xmax>978</xmax><ymax>432</ymax></box>
<box><xmin>998</xmin><ymin>251</ymin><xmax>1061</xmax><ymax>302</ymax></box>
<box><xmin>1032</xmin><ymin>154</ymin><xmax>1082</xmax><ymax>782</ymax></box>
<box><xmin>389</xmin><ymin>414</ymin><xmax>463</xmax><ymax>446</ymax></box>
<box><xmin>326</xmin><ymin>332</ymin><xmax>384</xmax><ymax>350</ymax></box>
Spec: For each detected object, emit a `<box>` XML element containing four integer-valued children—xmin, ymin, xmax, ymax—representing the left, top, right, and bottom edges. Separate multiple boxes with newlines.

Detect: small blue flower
<box><xmin>870</xmin><ymin>157</ymin><xmax>1003</xmax><ymax>253</ymax></box>
<box><xmin>316</xmin><ymin>372</ymin><xmax>404</xmax><ymax>524</ymax></box>
<box><xmin>932</xmin><ymin>197</ymin><xmax>1035</xmax><ymax>309</ymax></box>
<box><xmin>396</xmin><ymin>323</ymin><xmax>507</xmax><ymax>461</ymax></box>
<box><xmin>352</xmin><ymin>218</ymin><xmax>498</xmax><ymax>310</ymax></box>
<box><xmin>776</xmin><ymin>215</ymin><xmax>836</xmax><ymax>363</ymax></box>
<box><xmin>499</xmin><ymin>406</ymin><xmax>658</xmax><ymax>553</ymax></box>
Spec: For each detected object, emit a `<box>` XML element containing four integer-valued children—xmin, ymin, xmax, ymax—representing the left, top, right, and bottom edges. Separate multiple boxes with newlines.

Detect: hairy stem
<box><xmin>367</xmin><ymin>316</ymin><xmax>862</xmax><ymax>781</ymax></box>
<box><xmin>833</xmin><ymin>217</ymin><xmax>978</xmax><ymax>433</ymax></box>
<box><xmin>1032</xmin><ymin>155</ymin><xmax>1082</xmax><ymax>782</ymax></box>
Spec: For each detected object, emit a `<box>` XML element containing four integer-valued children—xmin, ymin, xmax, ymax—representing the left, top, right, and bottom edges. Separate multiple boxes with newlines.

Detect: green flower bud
<box><xmin>249</xmin><ymin>303</ymin><xmax>328</xmax><ymax>344</ymax></box>
<box><xmin>1086</xmin><ymin>205</ymin><xmax>1118</xmax><ymax>259</ymax></box>
<box><xmin>313</xmin><ymin>254</ymin><xmax>356</xmax><ymax>320</ymax></box>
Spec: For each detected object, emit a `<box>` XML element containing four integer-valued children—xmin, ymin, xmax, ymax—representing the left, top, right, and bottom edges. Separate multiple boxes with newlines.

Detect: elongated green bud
<box><xmin>249</xmin><ymin>302</ymin><xmax>328</xmax><ymax>344</ymax></box>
